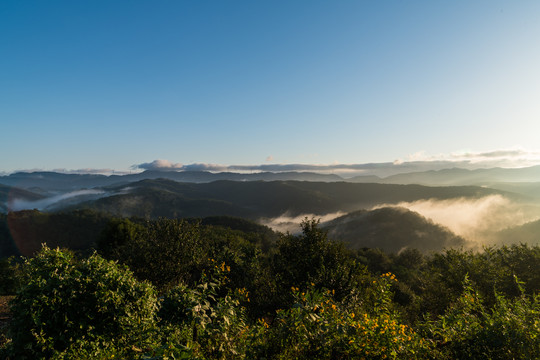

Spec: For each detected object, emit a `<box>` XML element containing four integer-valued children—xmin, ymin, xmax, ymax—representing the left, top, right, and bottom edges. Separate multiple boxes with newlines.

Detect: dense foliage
<box><xmin>3</xmin><ymin>246</ymin><xmax>158</xmax><ymax>359</ymax></box>
<box><xmin>1</xmin><ymin>216</ymin><xmax>539</xmax><ymax>359</ymax></box>
<box><xmin>421</xmin><ymin>276</ymin><xmax>540</xmax><ymax>359</ymax></box>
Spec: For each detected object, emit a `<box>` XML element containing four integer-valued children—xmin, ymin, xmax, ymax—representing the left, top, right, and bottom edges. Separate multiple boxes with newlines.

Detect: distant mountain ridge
<box><xmin>373</xmin><ymin>166</ymin><xmax>540</xmax><ymax>185</ymax></box>
<box><xmin>0</xmin><ymin>170</ymin><xmax>343</xmax><ymax>191</ymax></box>
<box><xmin>2</xmin><ymin>166</ymin><xmax>540</xmax><ymax>193</ymax></box>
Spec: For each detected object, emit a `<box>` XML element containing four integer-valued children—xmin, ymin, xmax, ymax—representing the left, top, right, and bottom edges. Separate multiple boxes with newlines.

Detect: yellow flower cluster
<box><xmin>258</xmin><ymin>318</ymin><xmax>270</xmax><ymax>328</ymax></box>
<box><xmin>237</xmin><ymin>287</ymin><xmax>250</xmax><ymax>302</ymax></box>
<box><xmin>346</xmin><ymin>314</ymin><xmax>421</xmax><ymax>356</ymax></box>
<box><xmin>219</xmin><ymin>262</ymin><xmax>230</xmax><ymax>272</ymax></box>
<box><xmin>381</xmin><ymin>272</ymin><xmax>398</xmax><ymax>282</ymax></box>
<box><xmin>273</xmin><ymin>286</ymin><xmax>429</xmax><ymax>358</ymax></box>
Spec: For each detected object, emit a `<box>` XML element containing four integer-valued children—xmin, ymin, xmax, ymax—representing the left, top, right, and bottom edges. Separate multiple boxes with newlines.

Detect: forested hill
<box><xmin>324</xmin><ymin>207</ymin><xmax>467</xmax><ymax>253</ymax></box>
<box><xmin>72</xmin><ymin>179</ymin><xmax>509</xmax><ymax>219</ymax></box>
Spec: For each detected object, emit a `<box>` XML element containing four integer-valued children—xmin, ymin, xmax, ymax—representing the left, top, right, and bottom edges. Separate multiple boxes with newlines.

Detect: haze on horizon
<box><xmin>2</xmin><ymin>1</ymin><xmax>540</xmax><ymax>174</ymax></box>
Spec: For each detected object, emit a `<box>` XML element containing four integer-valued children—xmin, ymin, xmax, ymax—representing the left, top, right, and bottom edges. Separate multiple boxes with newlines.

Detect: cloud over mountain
<box><xmin>398</xmin><ymin>147</ymin><xmax>540</xmax><ymax>168</ymax></box>
<box><xmin>134</xmin><ymin>160</ymin><xmax>185</xmax><ymax>171</ymax></box>
<box><xmin>9</xmin><ymin>147</ymin><xmax>538</xmax><ymax>177</ymax></box>
<box><xmin>131</xmin><ymin>147</ymin><xmax>540</xmax><ymax>177</ymax></box>
<box><xmin>375</xmin><ymin>195</ymin><xmax>540</xmax><ymax>244</ymax></box>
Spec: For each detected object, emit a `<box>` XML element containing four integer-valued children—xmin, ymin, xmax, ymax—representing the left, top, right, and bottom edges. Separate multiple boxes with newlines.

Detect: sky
<box><xmin>2</xmin><ymin>1</ymin><xmax>540</xmax><ymax>174</ymax></box>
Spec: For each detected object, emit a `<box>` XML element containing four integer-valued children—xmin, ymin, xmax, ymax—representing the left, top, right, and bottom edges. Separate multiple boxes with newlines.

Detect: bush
<box><xmin>421</xmin><ymin>276</ymin><xmax>540</xmax><ymax>360</ymax></box>
<box><xmin>154</xmin><ymin>260</ymin><xmax>250</xmax><ymax>360</ymax></box>
<box><xmin>99</xmin><ymin>218</ymin><xmax>206</xmax><ymax>291</ymax></box>
<box><xmin>255</xmin><ymin>277</ymin><xmax>431</xmax><ymax>360</ymax></box>
<box><xmin>4</xmin><ymin>246</ymin><xmax>158</xmax><ymax>359</ymax></box>
<box><xmin>272</xmin><ymin>219</ymin><xmax>365</xmax><ymax>311</ymax></box>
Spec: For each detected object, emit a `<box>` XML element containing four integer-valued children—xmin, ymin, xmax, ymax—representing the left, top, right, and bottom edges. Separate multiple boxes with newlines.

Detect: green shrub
<box><xmin>5</xmin><ymin>246</ymin><xmax>158</xmax><ymax>359</ymax></box>
<box><xmin>272</xmin><ymin>219</ymin><xmax>365</xmax><ymax>312</ymax></box>
<box><xmin>422</xmin><ymin>276</ymin><xmax>540</xmax><ymax>360</ymax></box>
<box><xmin>100</xmin><ymin>218</ymin><xmax>206</xmax><ymax>291</ymax></box>
<box><xmin>255</xmin><ymin>277</ymin><xmax>431</xmax><ymax>360</ymax></box>
<box><xmin>155</xmin><ymin>260</ymin><xmax>250</xmax><ymax>359</ymax></box>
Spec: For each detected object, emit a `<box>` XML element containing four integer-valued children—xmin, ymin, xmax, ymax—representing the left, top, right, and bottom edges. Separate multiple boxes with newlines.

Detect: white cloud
<box><xmin>120</xmin><ymin>147</ymin><xmax>540</xmax><ymax>177</ymax></box>
<box><xmin>51</xmin><ymin>168</ymin><xmax>125</xmax><ymax>175</ymax></box>
<box><xmin>402</xmin><ymin>147</ymin><xmax>540</xmax><ymax>168</ymax></box>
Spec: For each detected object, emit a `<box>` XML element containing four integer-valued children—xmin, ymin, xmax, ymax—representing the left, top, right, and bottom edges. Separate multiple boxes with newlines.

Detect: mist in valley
<box><xmin>4</xmin><ymin>173</ymin><xmax>540</xmax><ymax>251</ymax></box>
<box><xmin>8</xmin><ymin>189</ymin><xmax>108</xmax><ymax>212</ymax></box>
<box><xmin>376</xmin><ymin>195</ymin><xmax>540</xmax><ymax>245</ymax></box>
<box><xmin>258</xmin><ymin>211</ymin><xmax>347</xmax><ymax>234</ymax></box>
<box><xmin>259</xmin><ymin>194</ymin><xmax>540</xmax><ymax>251</ymax></box>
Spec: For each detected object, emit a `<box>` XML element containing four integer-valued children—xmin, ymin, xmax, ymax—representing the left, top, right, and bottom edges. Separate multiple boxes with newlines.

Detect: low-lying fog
<box><xmin>259</xmin><ymin>212</ymin><xmax>347</xmax><ymax>234</ymax></box>
<box><xmin>8</xmin><ymin>189</ymin><xmax>107</xmax><ymax>211</ymax></box>
<box><xmin>8</xmin><ymin>186</ymin><xmax>540</xmax><ymax>248</ymax></box>
<box><xmin>377</xmin><ymin>195</ymin><xmax>540</xmax><ymax>244</ymax></box>
<box><xmin>260</xmin><ymin>195</ymin><xmax>540</xmax><ymax>246</ymax></box>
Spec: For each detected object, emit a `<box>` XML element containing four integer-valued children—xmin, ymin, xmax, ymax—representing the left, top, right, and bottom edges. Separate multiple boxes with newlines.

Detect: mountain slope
<box><xmin>493</xmin><ymin>219</ymin><xmax>540</xmax><ymax>246</ymax></box>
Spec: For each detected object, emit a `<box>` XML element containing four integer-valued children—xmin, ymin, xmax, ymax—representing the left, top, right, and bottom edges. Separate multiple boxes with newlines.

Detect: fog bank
<box><xmin>374</xmin><ymin>195</ymin><xmax>540</xmax><ymax>244</ymax></box>
<box><xmin>259</xmin><ymin>212</ymin><xmax>347</xmax><ymax>233</ymax></box>
<box><xmin>9</xmin><ymin>189</ymin><xmax>106</xmax><ymax>211</ymax></box>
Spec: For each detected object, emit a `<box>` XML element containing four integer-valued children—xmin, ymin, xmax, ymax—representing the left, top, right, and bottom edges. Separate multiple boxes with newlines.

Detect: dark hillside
<box><xmin>77</xmin><ymin>179</ymin><xmax>508</xmax><ymax>219</ymax></box>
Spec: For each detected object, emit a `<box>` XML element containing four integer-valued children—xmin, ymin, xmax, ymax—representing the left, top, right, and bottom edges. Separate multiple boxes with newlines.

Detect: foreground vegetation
<box><xmin>1</xmin><ymin>216</ymin><xmax>539</xmax><ymax>359</ymax></box>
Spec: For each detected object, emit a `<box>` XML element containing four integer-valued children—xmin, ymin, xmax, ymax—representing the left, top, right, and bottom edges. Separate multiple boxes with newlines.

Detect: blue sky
<box><xmin>2</xmin><ymin>1</ymin><xmax>540</xmax><ymax>174</ymax></box>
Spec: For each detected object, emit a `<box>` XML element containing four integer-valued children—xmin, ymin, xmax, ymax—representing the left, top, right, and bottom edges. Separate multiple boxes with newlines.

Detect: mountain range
<box><xmin>1</xmin><ymin>165</ymin><xmax>538</xmax><ymax>213</ymax></box>
<box><xmin>1</xmin><ymin>166</ymin><xmax>540</xmax><ymax>253</ymax></box>
<box><xmin>2</xmin><ymin>165</ymin><xmax>540</xmax><ymax>190</ymax></box>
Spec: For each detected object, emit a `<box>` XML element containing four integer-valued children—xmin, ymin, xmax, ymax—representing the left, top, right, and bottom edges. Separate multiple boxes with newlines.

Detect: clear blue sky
<box><xmin>2</xmin><ymin>1</ymin><xmax>540</xmax><ymax>173</ymax></box>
